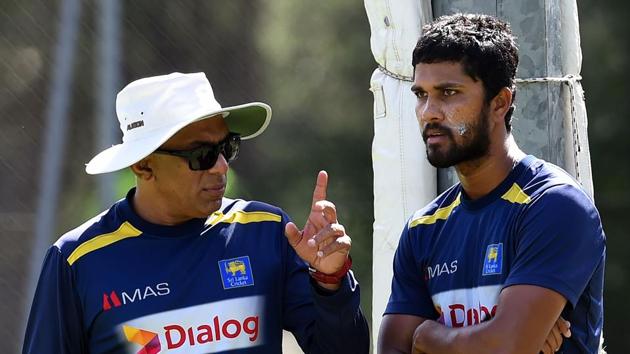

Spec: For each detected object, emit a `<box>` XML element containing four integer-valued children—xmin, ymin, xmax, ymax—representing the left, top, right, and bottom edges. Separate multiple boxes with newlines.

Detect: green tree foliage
<box><xmin>246</xmin><ymin>0</ymin><xmax>375</xmax><ymax>323</ymax></box>
<box><xmin>578</xmin><ymin>1</ymin><xmax>630</xmax><ymax>352</ymax></box>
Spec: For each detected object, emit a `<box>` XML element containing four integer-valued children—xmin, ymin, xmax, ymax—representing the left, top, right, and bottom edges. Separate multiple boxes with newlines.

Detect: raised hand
<box><xmin>284</xmin><ymin>171</ymin><xmax>351</xmax><ymax>277</ymax></box>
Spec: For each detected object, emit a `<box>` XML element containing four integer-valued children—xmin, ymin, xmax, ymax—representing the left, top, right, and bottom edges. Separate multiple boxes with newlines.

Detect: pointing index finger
<box><xmin>311</xmin><ymin>170</ymin><xmax>328</xmax><ymax>207</ymax></box>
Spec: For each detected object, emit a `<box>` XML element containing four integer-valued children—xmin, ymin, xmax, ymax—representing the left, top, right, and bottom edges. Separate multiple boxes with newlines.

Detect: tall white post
<box><xmin>364</xmin><ymin>0</ymin><xmax>435</xmax><ymax>344</ymax></box>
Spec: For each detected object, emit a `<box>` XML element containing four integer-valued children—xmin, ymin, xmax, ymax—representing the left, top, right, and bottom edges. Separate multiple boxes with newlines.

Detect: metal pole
<box><xmin>22</xmin><ymin>0</ymin><xmax>82</xmax><ymax>343</ymax></box>
<box><xmin>96</xmin><ymin>0</ymin><xmax>122</xmax><ymax>208</ymax></box>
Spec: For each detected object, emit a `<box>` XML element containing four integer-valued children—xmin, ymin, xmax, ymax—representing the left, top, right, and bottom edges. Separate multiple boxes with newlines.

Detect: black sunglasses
<box><xmin>154</xmin><ymin>133</ymin><xmax>241</xmax><ymax>171</ymax></box>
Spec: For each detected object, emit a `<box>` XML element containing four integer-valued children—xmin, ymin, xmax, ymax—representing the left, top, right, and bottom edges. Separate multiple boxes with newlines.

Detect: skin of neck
<box><xmin>455</xmin><ymin>133</ymin><xmax>526</xmax><ymax>200</ymax></box>
<box><xmin>132</xmin><ymin>181</ymin><xmax>188</xmax><ymax>225</ymax></box>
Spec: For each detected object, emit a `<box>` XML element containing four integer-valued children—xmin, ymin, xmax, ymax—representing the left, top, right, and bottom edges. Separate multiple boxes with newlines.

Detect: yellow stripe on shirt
<box><xmin>206</xmin><ymin>210</ymin><xmax>281</xmax><ymax>226</ymax></box>
<box><xmin>67</xmin><ymin>222</ymin><xmax>142</xmax><ymax>266</ymax></box>
<box><xmin>410</xmin><ymin>194</ymin><xmax>461</xmax><ymax>228</ymax></box>
<box><xmin>501</xmin><ymin>183</ymin><xmax>531</xmax><ymax>204</ymax></box>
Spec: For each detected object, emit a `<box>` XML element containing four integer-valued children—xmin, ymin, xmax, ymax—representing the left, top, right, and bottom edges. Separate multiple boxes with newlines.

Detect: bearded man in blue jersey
<box><xmin>23</xmin><ymin>72</ymin><xmax>369</xmax><ymax>353</ymax></box>
<box><xmin>378</xmin><ymin>14</ymin><xmax>605</xmax><ymax>354</ymax></box>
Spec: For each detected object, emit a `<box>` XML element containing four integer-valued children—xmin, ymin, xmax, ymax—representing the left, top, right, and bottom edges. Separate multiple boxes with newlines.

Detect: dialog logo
<box><xmin>120</xmin><ymin>296</ymin><xmax>264</xmax><ymax>353</ymax></box>
<box><xmin>219</xmin><ymin>256</ymin><xmax>254</xmax><ymax>289</ymax></box>
<box><xmin>431</xmin><ymin>285</ymin><xmax>501</xmax><ymax>328</ymax></box>
<box><xmin>123</xmin><ymin>325</ymin><xmax>161</xmax><ymax>354</ymax></box>
<box><xmin>482</xmin><ymin>243</ymin><xmax>503</xmax><ymax>276</ymax></box>
<box><xmin>163</xmin><ymin>315</ymin><xmax>259</xmax><ymax>349</ymax></box>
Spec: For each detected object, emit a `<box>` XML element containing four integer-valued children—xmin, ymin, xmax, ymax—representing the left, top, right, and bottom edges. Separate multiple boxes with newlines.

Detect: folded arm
<box><xmin>411</xmin><ymin>284</ymin><xmax>566</xmax><ymax>354</ymax></box>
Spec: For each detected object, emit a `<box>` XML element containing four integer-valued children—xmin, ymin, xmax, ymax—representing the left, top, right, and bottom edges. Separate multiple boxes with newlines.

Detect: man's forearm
<box><xmin>307</xmin><ymin>273</ymin><xmax>370</xmax><ymax>353</ymax></box>
<box><xmin>412</xmin><ymin>320</ymin><xmax>511</xmax><ymax>354</ymax></box>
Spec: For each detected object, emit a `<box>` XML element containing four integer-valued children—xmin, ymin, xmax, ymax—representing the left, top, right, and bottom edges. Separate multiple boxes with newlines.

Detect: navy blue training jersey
<box><xmin>385</xmin><ymin>156</ymin><xmax>605</xmax><ymax>353</ymax></box>
<box><xmin>24</xmin><ymin>189</ymin><xmax>369</xmax><ymax>354</ymax></box>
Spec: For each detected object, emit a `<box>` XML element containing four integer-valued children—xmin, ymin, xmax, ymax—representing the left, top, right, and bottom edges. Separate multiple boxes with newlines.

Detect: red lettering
<box><xmin>164</xmin><ymin>325</ymin><xmax>186</xmax><ymax>349</ymax></box>
<box><xmin>481</xmin><ymin>305</ymin><xmax>497</xmax><ymax>318</ymax></box>
<box><xmin>214</xmin><ymin>316</ymin><xmax>221</xmax><ymax>340</ymax></box>
<box><xmin>466</xmin><ymin>308</ymin><xmax>479</xmax><ymax>325</ymax></box>
<box><xmin>187</xmin><ymin>326</ymin><xmax>195</xmax><ymax>346</ymax></box>
<box><xmin>443</xmin><ymin>304</ymin><xmax>498</xmax><ymax>325</ymax></box>
<box><xmin>449</xmin><ymin>304</ymin><xmax>465</xmax><ymax>327</ymax></box>
<box><xmin>222</xmin><ymin>319</ymin><xmax>241</xmax><ymax>339</ymax></box>
<box><xmin>243</xmin><ymin>316</ymin><xmax>259</xmax><ymax>342</ymax></box>
<box><xmin>161</xmin><ymin>315</ymin><xmax>261</xmax><ymax>348</ymax></box>
<box><xmin>480</xmin><ymin>305</ymin><xmax>496</xmax><ymax>322</ymax></box>
<box><xmin>196</xmin><ymin>325</ymin><xmax>214</xmax><ymax>344</ymax></box>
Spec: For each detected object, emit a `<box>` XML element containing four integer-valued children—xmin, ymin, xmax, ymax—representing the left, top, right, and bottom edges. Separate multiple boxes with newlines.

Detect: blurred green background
<box><xmin>0</xmin><ymin>0</ymin><xmax>627</xmax><ymax>353</ymax></box>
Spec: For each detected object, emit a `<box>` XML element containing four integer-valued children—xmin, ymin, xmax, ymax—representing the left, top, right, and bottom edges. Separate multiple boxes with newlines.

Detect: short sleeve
<box><xmin>23</xmin><ymin>246</ymin><xmax>86</xmax><ymax>354</ymax></box>
<box><xmin>504</xmin><ymin>185</ymin><xmax>606</xmax><ymax>308</ymax></box>
<box><xmin>385</xmin><ymin>224</ymin><xmax>439</xmax><ymax>319</ymax></box>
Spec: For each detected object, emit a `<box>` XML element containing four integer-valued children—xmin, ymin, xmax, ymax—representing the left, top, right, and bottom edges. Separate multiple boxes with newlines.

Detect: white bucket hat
<box><xmin>85</xmin><ymin>72</ymin><xmax>271</xmax><ymax>174</ymax></box>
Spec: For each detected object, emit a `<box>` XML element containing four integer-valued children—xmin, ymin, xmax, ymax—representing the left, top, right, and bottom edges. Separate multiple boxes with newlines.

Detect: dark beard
<box><xmin>423</xmin><ymin>107</ymin><xmax>491</xmax><ymax>168</ymax></box>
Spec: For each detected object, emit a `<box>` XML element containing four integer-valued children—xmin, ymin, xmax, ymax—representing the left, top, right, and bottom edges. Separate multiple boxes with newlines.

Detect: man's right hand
<box><xmin>540</xmin><ymin>317</ymin><xmax>571</xmax><ymax>354</ymax></box>
<box><xmin>284</xmin><ymin>171</ymin><xmax>352</xmax><ymax>290</ymax></box>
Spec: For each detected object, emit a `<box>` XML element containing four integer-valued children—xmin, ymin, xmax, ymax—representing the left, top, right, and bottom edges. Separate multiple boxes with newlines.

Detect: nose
<box><xmin>416</xmin><ymin>95</ymin><xmax>443</xmax><ymax>128</ymax></box>
<box><xmin>209</xmin><ymin>153</ymin><xmax>229</xmax><ymax>175</ymax></box>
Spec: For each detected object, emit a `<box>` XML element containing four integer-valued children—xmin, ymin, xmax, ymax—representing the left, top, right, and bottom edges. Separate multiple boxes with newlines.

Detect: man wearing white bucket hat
<box><xmin>24</xmin><ymin>72</ymin><xmax>369</xmax><ymax>353</ymax></box>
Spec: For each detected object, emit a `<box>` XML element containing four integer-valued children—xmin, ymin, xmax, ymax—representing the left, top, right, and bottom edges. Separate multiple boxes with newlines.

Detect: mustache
<box><xmin>422</xmin><ymin>123</ymin><xmax>453</xmax><ymax>142</ymax></box>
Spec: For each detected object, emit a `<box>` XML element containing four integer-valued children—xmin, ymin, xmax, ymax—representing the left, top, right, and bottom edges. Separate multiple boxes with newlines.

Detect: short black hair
<box><xmin>412</xmin><ymin>14</ymin><xmax>519</xmax><ymax>132</ymax></box>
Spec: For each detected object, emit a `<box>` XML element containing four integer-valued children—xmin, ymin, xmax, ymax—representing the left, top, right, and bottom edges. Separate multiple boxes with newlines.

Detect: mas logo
<box><xmin>102</xmin><ymin>282</ymin><xmax>170</xmax><ymax>311</ymax></box>
<box><xmin>482</xmin><ymin>243</ymin><xmax>503</xmax><ymax>276</ymax></box>
<box><xmin>219</xmin><ymin>256</ymin><xmax>254</xmax><ymax>289</ymax></box>
<box><xmin>123</xmin><ymin>325</ymin><xmax>161</xmax><ymax>354</ymax></box>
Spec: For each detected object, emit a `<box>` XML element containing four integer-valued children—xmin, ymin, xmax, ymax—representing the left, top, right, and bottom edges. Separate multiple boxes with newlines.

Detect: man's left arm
<box><xmin>412</xmin><ymin>284</ymin><xmax>566</xmax><ymax>354</ymax></box>
<box><xmin>412</xmin><ymin>184</ymin><xmax>605</xmax><ymax>354</ymax></box>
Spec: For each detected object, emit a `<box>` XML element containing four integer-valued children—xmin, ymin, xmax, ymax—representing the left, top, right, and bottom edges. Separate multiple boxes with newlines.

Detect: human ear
<box><xmin>490</xmin><ymin>87</ymin><xmax>513</xmax><ymax>126</ymax></box>
<box><xmin>130</xmin><ymin>158</ymin><xmax>154</xmax><ymax>180</ymax></box>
